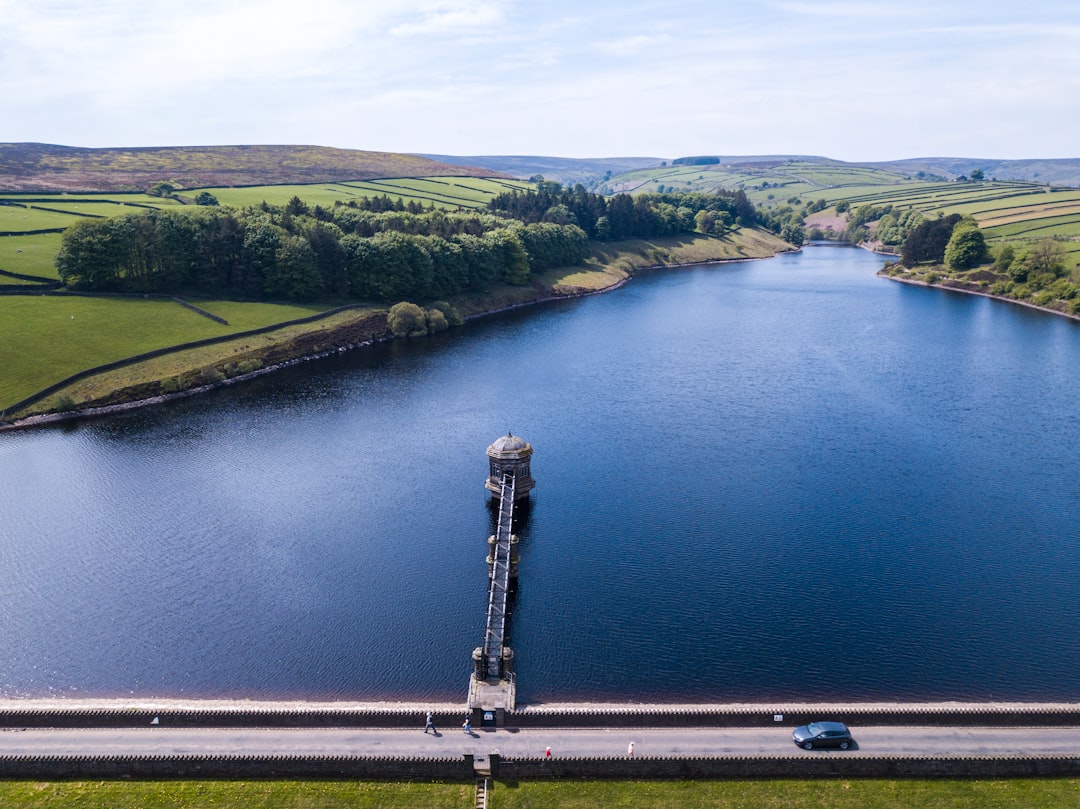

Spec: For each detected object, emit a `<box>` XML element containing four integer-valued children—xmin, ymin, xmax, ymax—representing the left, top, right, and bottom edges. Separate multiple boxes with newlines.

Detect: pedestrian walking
<box><xmin>463</xmin><ymin>716</ymin><xmax>471</xmax><ymax>734</ymax></box>
<box><xmin>424</xmin><ymin>712</ymin><xmax>436</xmax><ymax>734</ymax></box>
<box><xmin>545</xmin><ymin>746</ymin><xmax>551</xmax><ymax>759</ymax></box>
<box><xmin>627</xmin><ymin>741</ymin><xmax>635</xmax><ymax>757</ymax></box>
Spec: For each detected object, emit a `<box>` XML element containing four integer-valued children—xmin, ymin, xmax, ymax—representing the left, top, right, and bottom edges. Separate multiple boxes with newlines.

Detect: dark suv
<box><xmin>792</xmin><ymin>721</ymin><xmax>853</xmax><ymax>750</ymax></box>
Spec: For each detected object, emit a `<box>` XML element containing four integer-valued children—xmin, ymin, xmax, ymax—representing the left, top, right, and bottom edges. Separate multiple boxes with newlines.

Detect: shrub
<box><xmin>1028</xmin><ymin>271</ymin><xmax>1057</xmax><ymax>291</ymax></box>
<box><xmin>161</xmin><ymin>376</ymin><xmax>189</xmax><ymax>394</ymax></box>
<box><xmin>925</xmin><ymin>271</ymin><xmax>941</xmax><ymax>284</ymax></box>
<box><xmin>1049</xmin><ymin>279</ymin><xmax>1078</xmax><ymax>300</ymax></box>
<box><xmin>993</xmin><ymin>243</ymin><xmax>1015</xmax><ymax>272</ymax></box>
<box><xmin>426</xmin><ymin>308</ymin><xmax>449</xmax><ymax>333</ymax></box>
<box><xmin>387</xmin><ymin>301</ymin><xmax>428</xmax><ymax>337</ymax></box>
<box><xmin>429</xmin><ymin>300</ymin><xmax>464</xmax><ymax>327</ymax></box>
<box><xmin>197</xmin><ymin>367</ymin><xmax>225</xmax><ymax>385</ymax></box>
<box><xmin>1032</xmin><ymin>290</ymin><xmax>1055</xmax><ymax>307</ymax></box>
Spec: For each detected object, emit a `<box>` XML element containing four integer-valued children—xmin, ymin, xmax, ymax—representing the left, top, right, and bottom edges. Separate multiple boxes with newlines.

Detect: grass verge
<box><xmin>494</xmin><ymin>779</ymin><xmax>1080</xmax><ymax>808</ymax></box>
<box><xmin>0</xmin><ymin>779</ymin><xmax>1077</xmax><ymax>808</ymax></box>
<box><xmin>0</xmin><ymin>780</ymin><xmax>472</xmax><ymax>808</ymax></box>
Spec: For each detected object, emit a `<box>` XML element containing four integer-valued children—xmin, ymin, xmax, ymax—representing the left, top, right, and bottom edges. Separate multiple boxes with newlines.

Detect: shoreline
<box><xmin>0</xmin><ymin>248</ymin><xmax>783</xmax><ymax>432</ymax></box>
<box><xmin>0</xmin><ymin>697</ymin><xmax>1077</xmax><ymax>713</ymax></box>
<box><xmin>879</xmin><ymin>271</ymin><xmax>1080</xmax><ymax>323</ymax></box>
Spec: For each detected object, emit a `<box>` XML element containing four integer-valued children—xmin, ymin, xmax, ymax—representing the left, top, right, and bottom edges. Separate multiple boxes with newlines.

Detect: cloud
<box><xmin>0</xmin><ymin>0</ymin><xmax>1077</xmax><ymax>158</ymax></box>
<box><xmin>592</xmin><ymin>35</ymin><xmax>657</xmax><ymax>56</ymax></box>
<box><xmin>389</xmin><ymin>2</ymin><xmax>506</xmax><ymax>36</ymax></box>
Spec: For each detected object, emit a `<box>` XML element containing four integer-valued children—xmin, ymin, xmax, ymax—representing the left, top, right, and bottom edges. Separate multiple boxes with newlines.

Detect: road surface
<box><xmin>1</xmin><ymin>725</ymin><xmax>1078</xmax><ymax>758</ymax></box>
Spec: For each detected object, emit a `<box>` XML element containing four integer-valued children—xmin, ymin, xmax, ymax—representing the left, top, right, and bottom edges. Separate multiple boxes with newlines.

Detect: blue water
<box><xmin>1</xmin><ymin>245</ymin><xmax>1078</xmax><ymax>703</ymax></box>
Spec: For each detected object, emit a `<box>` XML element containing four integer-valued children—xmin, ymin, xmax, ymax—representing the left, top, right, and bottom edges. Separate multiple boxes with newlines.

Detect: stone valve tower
<box><xmin>484</xmin><ymin>432</ymin><xmax>535</xmax><ymax>500</ymax></box>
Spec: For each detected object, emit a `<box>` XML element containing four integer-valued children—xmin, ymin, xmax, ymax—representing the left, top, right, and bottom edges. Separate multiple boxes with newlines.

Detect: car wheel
<box><xmin>803</xmin><ymin>741</ymin><xmax>813</xmax><ymax>750</ymax></box>
<box><xmin>839</xmin><ymin>741</ymin><xmax>849</xmax><ymax>750</ymax></box>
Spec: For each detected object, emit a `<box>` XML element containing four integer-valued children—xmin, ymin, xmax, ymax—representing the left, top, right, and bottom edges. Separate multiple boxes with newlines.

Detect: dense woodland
<box><xmin>55</xmin><ymin>185</ymin><xmax>768</xmax><ymax>303</ymax></box>
<box><xmin>56</xmin><ymin>195</ymin><xmax>590</xmax><ymax>302</ymax></box>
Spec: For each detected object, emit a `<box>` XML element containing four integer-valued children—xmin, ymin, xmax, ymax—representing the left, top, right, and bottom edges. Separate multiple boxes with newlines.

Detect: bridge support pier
<box><xmin>467</xmin><ymin>672</ymin><xmax>516</xmax><ymax>720</ymax></box>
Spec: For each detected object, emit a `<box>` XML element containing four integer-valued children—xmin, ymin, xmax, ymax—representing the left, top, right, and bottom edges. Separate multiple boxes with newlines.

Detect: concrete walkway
<box><xmin>2</xmin><ymin>725</ymin><xmax>1080</xmax><ymax>758</ymax></box>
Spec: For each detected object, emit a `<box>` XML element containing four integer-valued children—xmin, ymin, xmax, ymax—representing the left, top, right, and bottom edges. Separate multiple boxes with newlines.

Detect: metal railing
<box><xmin>481</xmin><ymin>474</ymin><xmax>515</xmax><ymax>679</ymax></box>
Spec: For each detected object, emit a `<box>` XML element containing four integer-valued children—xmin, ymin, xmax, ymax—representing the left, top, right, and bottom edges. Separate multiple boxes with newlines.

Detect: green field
<box><xmin>601</xmin><ymin>160</ymin><xmax>1080</xmax><ymax>273</ymax></box>
<box><xmin>0</xmin><ymin>295</ymin><xmax>328</xmax><ymax>411</ymax></box>
<box><xmin>0</xmin><ymin>779</ymin><xmax>1077</xmax><ymax>809</ymax></box>
<box><xmin>0</xmin><ymin>195</ymin><xmax>186</xmax><ymax>280</ymax></box>
<box><xmin>603</xmin><ymin>162</ymin><xmax>1080</xmax><ymax>274</ymax></box>
<box><xmin>603</xmin><ymin>161</ymin><xmax>915</xmax><ymax>203</ymax></box>
<box><xmin>0</xmin><ymin>177</ymin><xmax>531</xmax><ymax>284</ymax></box>
<box><xmin>0</xmin><ymin>175</ymin><xmax>531</xmax><ymax>415</ymax></box>
<box><xmin>0</xmin><ymin>203</ymin><xmax>95</xmax><ymax>232</ymax></box>
<box><xmin>193</xmin><ymin>176</ymin><xmax>531</xmax><ymax>210</ymax></box>
<box><xmin>0</xmin><ymin>232</ymin><xmax>64</xmax><ymax>277</ymax></box>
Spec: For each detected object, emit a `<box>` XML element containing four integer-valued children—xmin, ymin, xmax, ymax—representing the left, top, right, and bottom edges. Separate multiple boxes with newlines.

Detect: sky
<box><xmin>2</xmin><ymin>0</ymin><xmax>1078</xmax><ymax>162</ymax></box>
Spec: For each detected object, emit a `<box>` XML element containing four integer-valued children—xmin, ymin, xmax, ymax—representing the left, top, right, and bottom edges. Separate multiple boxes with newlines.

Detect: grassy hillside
<box><xmin>602</xmin><ymin>160</ymin><xmax>916</xmax><ymax>200</ymax></box>
<box><xmin>419</xmin><ymin>154</ymin><xmax>664</xmax><ymax>186</ymax></box>
<box><xmin>0</xmin><ymin>295</ymin><xmax>331</xmax><ymax>411</ymax></box>
<box><xmin>195</xmin><ymin>176</ymin><xmax>531</xmax><ymax>209</ymax></box>
<box><xmin>0</xmin><ymin>143</ymin><xmax>506</xmax><ymax>193</ymax></box>
<box><xmin>0</xmin><ymin>178</ymin><xmax>533</xmax><ymax>282</ymax></box>
<box><xmin>597</xmin><ymin>157</ymin><xmax>1079</xmax><ymax>274</ymax></box>
<box><xmin>600</xmin><ymin>156</ymin><xmax>1080</xmax><ymax>197</ymax></box>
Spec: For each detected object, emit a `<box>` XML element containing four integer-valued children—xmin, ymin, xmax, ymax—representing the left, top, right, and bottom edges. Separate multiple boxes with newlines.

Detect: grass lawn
<box><xmin>0</xmin><ymin>779</ymin><xmax>1077</xmax><ymax>808</ymax></box>
<box><xmin>0</xmin><ymin>780</ymin><xmax>472</xmax><ymax>808</ymax></box>
<box><xmin>0</xmin><ymin>295</ymin><xmax>330</xmax><ymax>411</ymax></box>
<box><xmin>494</xmin><ymin>779</ymin><xmax>1080</xmax><ymax>808</ymax></box>
<box><xmin>0</xmin><ymin>232</ymin><xmax>65</xmax><ymax>278</ymax></box>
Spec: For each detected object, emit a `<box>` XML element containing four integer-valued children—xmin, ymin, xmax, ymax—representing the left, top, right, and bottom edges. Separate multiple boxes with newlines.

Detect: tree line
<box><xmin>56</xmin><ymin>200</ymin><xmax>590</xmax><ymax>302</ymax></box>
<box><xmin>55</xmin><ymin>184</ymin><xmax>768</xmax><ymax>304</ymax></box>
<box><xmin>487</xmin><ymin>182</ymin><xmax>758</xmax><ymax>240</ymax></box>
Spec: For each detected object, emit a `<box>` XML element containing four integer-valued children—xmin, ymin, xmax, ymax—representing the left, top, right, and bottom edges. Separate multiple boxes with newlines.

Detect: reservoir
<box><xmin>1</xmin><ymin>245</ymin><xmax>1078</xmax><ymax>704</ymax></box>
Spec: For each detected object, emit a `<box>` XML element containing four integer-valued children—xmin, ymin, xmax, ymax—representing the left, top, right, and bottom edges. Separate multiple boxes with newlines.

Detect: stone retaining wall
<box><xmin>1</xmin><ymin>753</ymin><xmax>1079</xmax><ymax>780</ymax></box>
<box><xmin>492</xmin><ymin>754</ymin><xmax>1080</xmax><ymax>780</ymax></box>
<box><xmin>3</xmin><ymin>704</ymin><xmax>1079</xmax><ymax>729</ymax></box>
<box><xmin>0</xmin><ymin>754</ymin><xmax>472</xmax><ymax>780</ymax></box>
<box><xmin>509</xmin><ymin>705</ymin><xmax>1080</xmax><ymax>728</ymax></box>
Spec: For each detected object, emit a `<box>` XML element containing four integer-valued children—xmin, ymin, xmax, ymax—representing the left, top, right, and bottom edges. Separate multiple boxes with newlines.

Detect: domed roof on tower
<box><xmin>485</xmin><ymin>432</ymin><xmax>535</xmax><ymax>500</ymax></box>
<box><xmin>490</xmin><ymin>432</ymin><xmax>528</xmax><ymax>452</ymax></box>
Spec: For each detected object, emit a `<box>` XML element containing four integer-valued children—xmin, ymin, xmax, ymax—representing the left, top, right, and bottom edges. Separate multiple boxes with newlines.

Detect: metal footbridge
<box><xmin>470</xmin><ymin>434</ymin><xmax>534</xmax><ymax>717</ymax></box>
<box><xmin>480</xmin><ymin>473</ymin><xmax>516</xmax><ymax>681</ymax></box>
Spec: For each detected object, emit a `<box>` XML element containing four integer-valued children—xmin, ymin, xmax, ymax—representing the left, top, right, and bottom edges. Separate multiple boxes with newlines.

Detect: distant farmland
<box><xmin>0</xmin><ymin>178</ymin><xmax>531</xmax><ymax>283</ymax></box>
<box><xmin>194</xmin><ymin>176</ymin><xmax>531</xmax><ymax>209</ymax></box>
<box><xmin>602</xmin><ymin>159</ymin><xmax>1080</xmax><ymax>271</ymax></box>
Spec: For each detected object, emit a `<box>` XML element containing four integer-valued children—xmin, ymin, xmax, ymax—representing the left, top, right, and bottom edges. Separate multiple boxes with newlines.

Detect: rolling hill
<box><xmin>418</xmin><ymin>154</ymin><xmax>664</xmax><ymax>186</ymax></box>
<box><xmin>0</xmin><ymin>143</ymin><xmax>505</xmax><ymax>193</ymax></box>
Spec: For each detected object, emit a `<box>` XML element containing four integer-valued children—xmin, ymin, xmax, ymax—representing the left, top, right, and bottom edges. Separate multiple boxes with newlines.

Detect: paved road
<box><xmin>1</xmin><ymin>726</ymin><xmax>1079</xmax><ymax>757</ymax></box>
